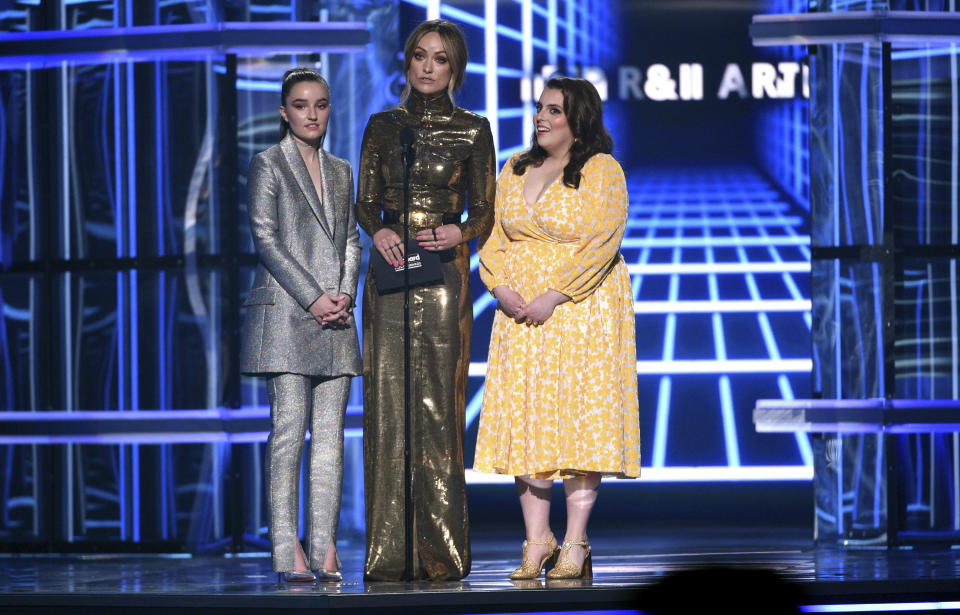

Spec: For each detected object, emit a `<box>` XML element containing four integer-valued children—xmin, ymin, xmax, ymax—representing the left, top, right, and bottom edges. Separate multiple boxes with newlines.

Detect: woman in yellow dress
<box><xmin>474</xmin><ymin>77</ymin><xmax>640</xmax><ymax>580</ymax></box>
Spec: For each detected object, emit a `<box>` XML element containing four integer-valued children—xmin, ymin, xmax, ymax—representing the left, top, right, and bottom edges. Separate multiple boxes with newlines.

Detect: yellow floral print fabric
<box><xmin>474</xmin><ymin>153</ymin><xmax>641</xmax><ymax>479</ymax></box>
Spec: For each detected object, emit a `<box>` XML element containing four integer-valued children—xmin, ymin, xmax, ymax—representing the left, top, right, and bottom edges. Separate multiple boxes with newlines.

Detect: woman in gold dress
<box><xmin>357</xmin><ymin>20</ymin><xmax>495</xmax><ymax>581</ymax></box>
<box><xmin>474</xmin><ymin>77</ymin><xmax>640</xmax><ymax>580</ymax></box>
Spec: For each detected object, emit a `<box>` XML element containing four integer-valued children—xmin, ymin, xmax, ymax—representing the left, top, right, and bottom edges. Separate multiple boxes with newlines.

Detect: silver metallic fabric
<box><xmin>239</xmin><ymin>135</ymin><xmax>361</xmax><ymax>573</ymax></box>
<box><xmin>357</xmin><ymin>89</ymin><xmax>496</xmax><ymax>581</ymax></box>
<box><xmin>240</xmin><ymin>135</ymin><xmax>361</xmax><ymax>377</ymax></box>
<box><xmin>266</xmin><ymin>374</ymin><xmax>351</xmax><ymax>572</ymax></box>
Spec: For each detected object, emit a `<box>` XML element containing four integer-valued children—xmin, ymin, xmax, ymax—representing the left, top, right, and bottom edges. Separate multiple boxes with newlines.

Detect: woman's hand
<box><xmin>416</xmin><ymin>224</ymin><xmax>462</xmax><ymax>251</ymax></box>
<box><xmin>493</xmin><ymin>285</ymin><xmax>526</xmax><ymax>321</ymax></box>
<box><xmin>319</xmin><ymin>293</ymin><xmax>352</xmax><ymax>328</ymax></box>
<box><xmin>373</xmin><ymin>228</ymin><xmax>404</xmax><ymax>266</ymax></box>
<box><xmin>309</xmin><ymin>294</ymin><xmax>341</xmax><ymax>324</ymax></box>
<box><xmin>518</xmin><ymin>289</ymin><xmax>569</xmax><ymax>326</ymax></box>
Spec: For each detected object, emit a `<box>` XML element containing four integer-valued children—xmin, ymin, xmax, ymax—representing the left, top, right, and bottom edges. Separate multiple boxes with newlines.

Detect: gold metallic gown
<box><xmin>357</xmin><ymin>89</ymin><xmax>495</xmax><ymax>581</ymax></box>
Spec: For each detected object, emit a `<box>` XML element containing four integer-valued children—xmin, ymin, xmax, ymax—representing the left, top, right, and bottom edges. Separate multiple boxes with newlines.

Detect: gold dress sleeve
<box><xmin>457</xmin><ymin>117</ymin><xmax>495</xmax><ymax>243</ymax></box>
<box><xmin>355</xmin><ymin>117</ymin><xmax>387</xmax><ymax>238</ymax></box>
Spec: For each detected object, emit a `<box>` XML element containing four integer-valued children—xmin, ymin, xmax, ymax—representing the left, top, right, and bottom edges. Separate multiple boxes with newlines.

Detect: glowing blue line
<box><xmin>484</xmin><ymin>0</ymin><xmax>498</xmax><ymax>152</ymax></box>
<box><xmin>436</xmin><ymin>3</ymin><xmax>484</xmax><ymax>29</ymax></box>
<box><xmin>497</xmin><ymin>144</ymin><xmax>525</xmax><ymax>161</ymax></box>
<box><xmin>527</xmin><ymin>0</ymin><xmax>550</xmax><ymax>19</ymax></box>
<box><xmin>547</xmin><ymin>0</ymin><xmax>557</xmax><ymax>65</ymax></box>
<box><xmin>235</xmin><ymin>78</ymin><xmax>280</xmax><ymax>92</ymax></box>
<box><xmin>638</xmin><ymin>359</ymin><xmax>813</xmax><ymax>375</ymax></box>
<box><xmin>473</xmin><ymin>292</ymin><xmax>495</xmax><ymax>319</ymax></box>
<box><xmin>718</xmin><ymin>376</ymin><xmax>740</xmax><ymax>466</ymax></box>
<box><xmin>891</xmin><ymin>47</ymin><xmax>960</xmax><ymax>60</ymax></box>
<box><xmin>464</xmin><ymin>385</ymin><xmax>484</xmax><ymax>430</ymax></box>
<box><xmin>466</xmin><ymin>465</ymin><xmax>813</xmax><ymax>483</ymax></box>
<box><xmin>628</xmin><ymin>262</ymin><xmax>809</xmax><ymax>275</ymax></box>
<box><xmin>652</xmin><ymin>377</ymin><xmax>672</xmax><ymax>468</ymax></box>
<box><xmin>620</xmin><ymin>236</ymin><xmax>809</xmax><ymax>248</ymax></box>
<box><xmin>860</xmin><ymin>45</ymin><xmax>875</xmax><ymax>245</ymax></box>
<box><xmin>802</xmin><ymin>602</ymin><xmax>960</xmax><ymax>613</ymax></box>
<box><xmin>635</xmin><ymin>300</ymin><xmax>810</xmax><ymax>314</ymax></box>
<box><xmin>632</xmin><ymin>201</ymin><xmax>789</xmax><ymax>213</ymax></box>
<box><xmin>626</xmin><ymin>216</ymin><xmax>803</xmax><ymax>229</ymax></box>
<box><xmin>465</xmin><ymin>63</ymin><xmax>524</xmax><ymax>79</ymax></box>
<box><xmin>497</xmin><ymin>107</ymin><xmax>527</xmax><ymax>119</ymax></box>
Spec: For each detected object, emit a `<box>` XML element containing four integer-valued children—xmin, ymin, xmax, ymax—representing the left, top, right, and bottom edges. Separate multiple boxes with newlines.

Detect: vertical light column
<box><xmin>24</xmin><ymin>7</ymin><xmax>40</xmax><ymax>535</ymax></box>
<box><xmin>950</xmin><ymin>0</ymin><xmax>959</xmax><ymax>531</ymax></box>
<box><xmin>56</xmin><ymin>0</ymin><xmax>75</xmax><ymax>542</ymax></box>
<box><xmin>205</xmin><ymin>56</ymin><xmax>223</xmax><ymax>539</ymax></box>
<box><xmin>484</xmin><ymin>0</ymin><xmax>498</xmax><ymax>153</ymax></box>
<box><xmin>427</xmin><ymin>0</ymin><xmax>440</xmax><ymax>21</ymax></box>
<box><xmin>114</xmin><ymin>57</ymin><xmax>128</xmax><ymax>541</ymax></box>
<box><xmin>521</xmin><ymin>0</ymin><xmax>533</xmax><ymax>148</ymax></box>
<box><xmin>548</xmin><ymin>0</ymin><xmax>557</xmax><ymax>66</ymax></box>
<box><xmin>831</xmin><ymin>45</ymin><xmax>842</xmax><ymax>399</ymax></box>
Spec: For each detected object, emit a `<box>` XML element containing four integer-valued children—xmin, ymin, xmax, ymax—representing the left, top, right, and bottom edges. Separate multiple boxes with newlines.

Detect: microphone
<box><xmin>399</xmin><ymin>126</ymin><xmax>416</xmax><ymax>169</ymax></box>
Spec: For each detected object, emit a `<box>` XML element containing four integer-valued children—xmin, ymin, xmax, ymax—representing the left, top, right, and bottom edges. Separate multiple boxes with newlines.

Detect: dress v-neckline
<box><xmin>522</xmin><ymin>171</ymin><xmax>561</xmax><ymax>208</ymax></box>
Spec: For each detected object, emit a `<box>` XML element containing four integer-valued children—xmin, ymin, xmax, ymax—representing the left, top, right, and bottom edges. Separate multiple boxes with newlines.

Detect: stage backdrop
<box><xmin>0</xmin><ymin>0</ymin><xmax>811</xmax><ymax>551</ymax></box>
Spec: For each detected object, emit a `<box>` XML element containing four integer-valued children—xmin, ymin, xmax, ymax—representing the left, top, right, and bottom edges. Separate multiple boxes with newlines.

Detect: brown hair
<box><xmin>279</xmin><ymin>67</ymin><xmax>330</xmax><ymax>140</ymax></box>
<box><xmin>400</xmin><ymin>19</ymin><xmax>467</xmax><ymax>103</ymax></box>
<box><xmin>513</xmin><ymin>77</ymin><xmax>613</xmax><ymax>189</ymax></box>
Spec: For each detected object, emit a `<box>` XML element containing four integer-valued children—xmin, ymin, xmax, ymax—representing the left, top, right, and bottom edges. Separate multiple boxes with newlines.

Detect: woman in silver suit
<box><xmin>357</xmin><ymin>20</ymin><xmax>495</xmax><ymax>581</ymax></box>
<box><xmin>240</xmin><ymin>67</ymin><xmax>361</xmax><ymax>584</ymax></box>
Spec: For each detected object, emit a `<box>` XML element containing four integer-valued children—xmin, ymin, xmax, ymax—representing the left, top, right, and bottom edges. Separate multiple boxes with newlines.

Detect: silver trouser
<box><xmin>266</xmin><ymin>373</ymin><xmax>350</xmax><ymax>572</ymax></box>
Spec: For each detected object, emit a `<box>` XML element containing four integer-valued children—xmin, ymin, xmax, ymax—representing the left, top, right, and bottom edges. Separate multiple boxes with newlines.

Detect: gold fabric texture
<box><xmin>357</xmin><ymin>89</ymin><xmax>496</xmax><ymax>581</ymax></box>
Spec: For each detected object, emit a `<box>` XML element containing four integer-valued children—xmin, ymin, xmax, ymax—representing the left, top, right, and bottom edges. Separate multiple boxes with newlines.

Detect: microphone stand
<box><xmin>400</xmin><ymin>131</ymin><xmax>415</xmax><ymax>582</ymax></box>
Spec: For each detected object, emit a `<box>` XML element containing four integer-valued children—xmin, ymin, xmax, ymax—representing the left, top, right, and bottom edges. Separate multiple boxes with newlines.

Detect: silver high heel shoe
<box><xmin>313</xmin><ymin>551</ymin><xmax>343</xmax><ymax>582</ymax></box>
<box><xmin>278</xmin><ymin>541</ymin><xmax>316</xmax><ymax>584</ymax></box>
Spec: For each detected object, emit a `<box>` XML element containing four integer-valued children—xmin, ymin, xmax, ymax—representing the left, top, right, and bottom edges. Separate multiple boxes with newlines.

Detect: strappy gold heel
<box><xmin>546</xmin><ymin>539</ymin><xmax>592</xmax><ymax>579</ymax></box>
<box><xmin>508</xmin><ymin>534</ymin><xmax>560</xmax><ymax>580</ymax></box>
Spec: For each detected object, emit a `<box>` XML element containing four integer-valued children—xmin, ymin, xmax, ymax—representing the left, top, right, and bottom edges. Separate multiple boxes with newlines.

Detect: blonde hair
<box><xmin>400</xmin><ymin>20</ymin><xmax>467</xmax><ymax>103</ymax></box>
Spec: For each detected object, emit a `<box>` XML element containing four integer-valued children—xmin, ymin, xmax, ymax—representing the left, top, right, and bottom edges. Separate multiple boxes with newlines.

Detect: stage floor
<box><xmin>2</xmin><ymin>527</ymin><xmax>959</xmax><ymax>614</ymax></box>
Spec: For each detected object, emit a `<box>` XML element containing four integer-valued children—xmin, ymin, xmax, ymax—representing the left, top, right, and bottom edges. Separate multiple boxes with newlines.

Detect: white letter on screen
<box><xmin>752</xmin><ymin>62</ymin><xmax>779</xmax><ymax>99</ymax></box>
<box><xmin>717</xmin><ymin>63</ymin><xmax>748</xmax><ymax>99</ymax></box>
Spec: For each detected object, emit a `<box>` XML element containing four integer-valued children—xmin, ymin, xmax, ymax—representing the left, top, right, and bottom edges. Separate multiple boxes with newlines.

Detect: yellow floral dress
<box><xmin>474</xmin><ymin>153</ymin><xmax>641</xmax><ymax>479</ymax></box>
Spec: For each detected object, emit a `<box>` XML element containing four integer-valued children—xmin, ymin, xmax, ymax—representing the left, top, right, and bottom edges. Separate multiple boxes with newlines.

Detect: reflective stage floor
<box><xmin>2</xmin><ymin>527</ymin><xmax>959</xmax><ymax>614</ymax></box>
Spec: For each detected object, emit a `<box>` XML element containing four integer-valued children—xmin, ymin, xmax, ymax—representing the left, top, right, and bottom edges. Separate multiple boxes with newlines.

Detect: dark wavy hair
<box><xmin>400</xmin><ymin>19</ymin><xmax>468</xmax><ymax>103</ymax></box>
<box><xmin>513</xmin><ymin>77</ymin><xmax>613</xmax><ymax>189</ymax></box>
<box><xmin>279</xmin><ymin>67</ymin><xmax>330</xmax><ymax>141</ymax></box>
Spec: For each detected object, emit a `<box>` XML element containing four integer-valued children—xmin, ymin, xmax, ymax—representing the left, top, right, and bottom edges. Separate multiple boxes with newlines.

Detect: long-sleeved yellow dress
<box><xmin>474</xmin><ymin>153</ymin><xmax>641</xmax><ymax>479</ymax></box>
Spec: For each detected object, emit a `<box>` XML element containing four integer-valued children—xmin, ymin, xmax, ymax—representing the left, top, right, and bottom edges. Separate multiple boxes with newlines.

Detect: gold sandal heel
<box><xmin>546</xmin><ymin>540</ymin><xmax>591</xmax><ymax>579</ymax></box>
<box><xmin>508</xmin><ymin>534</ymin><xmax>560</xmax><ymax>580</ymax></box>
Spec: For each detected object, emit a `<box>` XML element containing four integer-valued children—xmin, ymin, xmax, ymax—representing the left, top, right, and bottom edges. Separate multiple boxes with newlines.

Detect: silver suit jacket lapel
<box><xmin>280</xmin><ymin>135</ymin><xmax>333</xmax><ymax>241</ymax></box>
<box><xmin>318</xmin><ymin>149</ymin><xmax>337</xmax><ymax>238</ymax></box>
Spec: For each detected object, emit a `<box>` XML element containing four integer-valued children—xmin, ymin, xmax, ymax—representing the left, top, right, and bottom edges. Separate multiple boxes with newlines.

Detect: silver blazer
<box><xmin>240</xmin><ymin>135</ymin><xmax>361</xmax><ymax>377</ymax></box>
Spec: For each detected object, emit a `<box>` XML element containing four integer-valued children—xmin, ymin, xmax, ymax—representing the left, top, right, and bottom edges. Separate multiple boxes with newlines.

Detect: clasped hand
<box><xmin>309</xmin><ymin>293</ymin><xmax>352</xmax><ymax>328</ymax></box>
<box><xmin>493</xmin><ymin>286</ymin><xmax>568</xmax><ymax>326</ymax></box>
<box><xmin>373</xmin><ymin>224</ymin><xmax>463</xmax><ymax>268</ymax></box>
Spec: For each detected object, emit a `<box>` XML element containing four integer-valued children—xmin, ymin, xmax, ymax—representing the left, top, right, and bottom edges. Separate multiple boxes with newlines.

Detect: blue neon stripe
<box><xmin>652</xmin><ymin>377</ymin><xmax>672</xmax><ymax>468</ymax></box>
<box><xmin>718</xmin><ymin>376</ymin><xmax>740</xmax><ymax>467</ymax></box>
<box><xmin>465</xmin><ymin>385</ymin><xmax>484</xmax><ymax>430</ymax></box>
